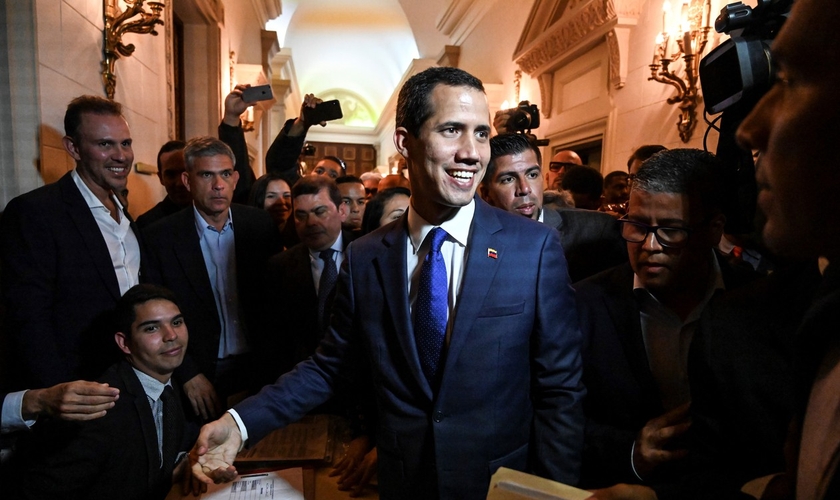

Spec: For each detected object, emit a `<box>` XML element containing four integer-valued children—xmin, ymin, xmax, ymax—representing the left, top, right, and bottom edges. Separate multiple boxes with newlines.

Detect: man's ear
<box><xmin>478</xmin><ymin>184</ymin><xmax>492</xmax><ymax>205</ymax></box>
<box><xmin>232</xmin><ymin>170</ymin><xmax>240</xmax><ymax>190</ymax></box>
<box><xmin>181</xmin><ymin>171</ymin><xmax>192</xmax><ymax>193</ymax></box>
<box><xmin>62</xmin><ymin>135</ymin><xmax>82</xmax><ymax>162</ymax></box>
<box><xmin>114</xmin><ymin>332</ymin><xmax>131</xmax><ymax>356</ymax></box>
<box><xmin>394</xmin><ymin>127</ymin><xmax>411</xmax><ymax>159</ymax></box>
<box><xmin>337</xmin><ymin>200</ymin><xmax>349</xmax><ymax>222</ymax></box>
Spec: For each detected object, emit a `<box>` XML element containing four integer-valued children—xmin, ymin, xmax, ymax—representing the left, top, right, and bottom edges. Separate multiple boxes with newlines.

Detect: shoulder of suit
<box><xmin>574</xmin><ymin>262</ymin><xmax>633</xmax><ymax>295</ymax></box>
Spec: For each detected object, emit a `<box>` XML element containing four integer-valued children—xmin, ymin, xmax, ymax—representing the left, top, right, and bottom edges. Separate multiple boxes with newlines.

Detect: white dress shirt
<box><xmin>71</xmin><ymin>170</ymin><xmax>140</xmax><ymax>295</ymax></box>
<box><xmin>308</xmin><ymin>232</ymin><xmax>346</xmax><ymax>295</ymax></box>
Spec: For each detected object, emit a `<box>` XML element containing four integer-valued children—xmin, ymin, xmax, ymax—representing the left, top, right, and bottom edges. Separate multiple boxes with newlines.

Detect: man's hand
<box><xmin>191</xmin><ymin>412</ymin><xmax>242</xmax><ymax>485</ymax></box>
<box><xmin>493</xmin><ymin>109</ymin><xmax>512</xmax><ymax>135</ymax></box>
<box><xmin>588</xmin><ymin>484</ymin><xmax>658</xmax><ymax>500</ymax></box>
<box><xmin>632</xmin><ymin>402</ymin><xmax>691</xmax><ymax>479</ymax></box>
<box><xmin>22</xmin><ymin>381</ymin><xmax>119</xmax><ymax>421</ymax></box>
<box><xmin>292</xmin><ymin>93</ymin><xmax>325</xmax><ymax>130</ymax></box>
<box><xmin>182</xmin><ymin>374</ymin><xmax>221</xmax><ymax>420</ymax></box>
<box><xmin>223</xmin><ymin>84</ymin><xmax>251</xmax><ymax>127</ymax></box>
<box><xmin>329</xmin><ymin>436</ymin><xmax>377</xmax><ymax>496</ymax></box>
<box><xmin>174</xmin><ymin>453</ymin><xmax>207</xmax><ymax>497</ymax></box>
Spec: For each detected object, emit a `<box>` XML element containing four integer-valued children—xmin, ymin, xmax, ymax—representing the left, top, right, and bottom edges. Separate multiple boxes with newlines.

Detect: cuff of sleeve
<box><xmin>226</xmin><ymin>408</ymin><xmax>248</xmax><ymax>452</ymax></box>
<box><xmin>2</xmin><ymin>390</ymin><xmax>36</xmax><ymax>434</ymax></box>
<box><xmin>630</xmin><ymin>440</ymin><xmax>644</xmax><ymax>482</ymax></box>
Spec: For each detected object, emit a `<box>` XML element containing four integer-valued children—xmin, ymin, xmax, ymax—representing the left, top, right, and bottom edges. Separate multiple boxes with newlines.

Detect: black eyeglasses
<box><xmin>548</xmin><ymin>162</ymin><xmax>579</xmax><ymax>173</ymax></box>
<box><xmin>618</xmin><ymin>216</ymin><xmax>694</xmax><ymax>249</ymax></box>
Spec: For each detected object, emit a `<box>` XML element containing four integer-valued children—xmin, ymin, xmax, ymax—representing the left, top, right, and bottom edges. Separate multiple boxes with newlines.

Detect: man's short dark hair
<box><xmin>156</xmin><ymin>140</ymin><xmax>186</xmax><ymax>170</ymax></box>
<box><xmin>485</xmin><ymin>134</ymin><xmax>543</xmax><ymax>183</ymax></box>
<box><xmin>604</xmin><ymin>170</ymin><xmax>629</xmax><ymax>186</ymax></box>
<box><xmin>396</xmin><ymin>66</ymin><xmax>485</xmax><ymax>137</ymax></box>
<box><xmin>562</xmin><ymin>165</ymin><xmax>603</xmax><ymax>200</ymax></box>
<box><xmin>336</xmin><ymin>175</ymin><xmax>363</xmax><ymax>186</ymax></box>
<box><xmin>627</xmin><ymin>144</ymin><xmax>667</xmax><ymax>171</ymax></box>
<box><xmin>633</xmin><ymin>148</ymin><xmax>726</xmax><ymax>216</ymax></box>
<box><xmin>184</xmin><ymin>136</ymin><xmax>236</xmax><ymax>171</ymax></box>
<box><xmin>292</xmin><ymin>175</ymin><xmax>342</xmax><ymax>209</ymax></box>
<box><xmin>115</xmin><ymin>284</ymin><xmax>180</xmax><ymax>339</ymax></box>
<box><xmin>64</xmin><ymin>95</ymin><xmax>123</xmax><ymax>141</ymax></box>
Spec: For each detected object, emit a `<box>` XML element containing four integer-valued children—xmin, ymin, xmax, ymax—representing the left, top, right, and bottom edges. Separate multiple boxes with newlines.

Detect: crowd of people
<box><xmin>1</xmin><ymin>1</ymin><xmax>838</xmax><ymax>499</ymax></box>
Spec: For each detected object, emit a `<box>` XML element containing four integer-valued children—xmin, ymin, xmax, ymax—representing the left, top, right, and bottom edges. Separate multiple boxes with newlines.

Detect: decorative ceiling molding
<box><xmin>436</xmin><ymin>0</ymin><xmax>500</xmax><ymax>46</ymax></box>
<box><xmin>250</xmin><ymin>0</ymin><xmax>282</xmax><ymax>26</ymax></box>
<box><xmin>514</xmin><ymin>0</ymin><xmax>617</xmax><ymax>75</ymax></box>
<box><xmin>261</xmin><ymin>29</ymin><xmax>280</xmax><ymax>79</ymax></box>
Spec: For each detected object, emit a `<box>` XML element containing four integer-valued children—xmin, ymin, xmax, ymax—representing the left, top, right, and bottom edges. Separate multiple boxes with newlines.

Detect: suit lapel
<box><xmin>603</xmin><ymin>264</ymin><xmax>661</xmax><ymax>409</ymax></box>
<box><xmin>172</xmin><ymin>210</ymin><xmax>216</xmax><ymax>307</ymax></box>
<box><xmin>375</xmin><ymin>218</ymin><xmax>431</xmax><ymax>398</ymax></box>
<box><xmin>117</xmin><ymin>361</ymin><xmax>162</xmax><ymax>489</ymax></box>
<box><xmin>440</xmin><ymin>200</ymin><xmax>504</xmax><ymax>389</ymax></box>
<box><xmin>60</xmin><ymin>173</ymin><xmax>122</xmax><ymax>300</ymax></box>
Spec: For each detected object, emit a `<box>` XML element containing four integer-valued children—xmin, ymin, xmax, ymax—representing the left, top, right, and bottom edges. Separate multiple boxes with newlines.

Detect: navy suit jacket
<box><xmin>15</xmin><ymin>360</ymin><xmax>190</xmax><ymax>500</ymax></box>
<box><xmin>143</xmin><ymin>204</ymin><xmax>282</xmax><ymax>384</ymax></box>
<box><xmin>235</xmin><ymin>197</ymin><xmax>586</xmax><ymax>500</ymax></box>
<box><xmin>0</xmin><ymin>172</ymin><xmax>145</xmax><ymax>389</ymax></box>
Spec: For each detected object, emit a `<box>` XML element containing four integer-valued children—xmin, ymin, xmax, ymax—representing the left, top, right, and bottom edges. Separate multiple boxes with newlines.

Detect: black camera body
<box><xmin>697</xmin><ymin>0</ymin><xmax>792</xmax><ymax>237</ymax></box>
<box><xmin>504</xmin><ymin>101</ymin><xmax>541</xmax><ymax>132</ymax></box>
<box><xmin>699</xmin><ymin>0</ymin><xmax>792</xmax><ymax>114</ymax></box>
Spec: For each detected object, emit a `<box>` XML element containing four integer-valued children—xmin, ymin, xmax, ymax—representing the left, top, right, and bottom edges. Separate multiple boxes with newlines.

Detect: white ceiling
<box><xmin>267</xmin><ymin>0</ymin><xmax>427</xmax><ymax>128</ymax></box>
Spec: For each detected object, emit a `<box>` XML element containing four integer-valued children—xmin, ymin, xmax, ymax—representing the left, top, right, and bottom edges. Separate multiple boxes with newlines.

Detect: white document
<box><xmin>486</xmin><ymin>467</ymin><xmax>593</xmax><ymax>500</ymax></box>
<box><xmin>167</xmin><ymin>468</ymin><xmax>305</xmax><ymax>500</ymax></box>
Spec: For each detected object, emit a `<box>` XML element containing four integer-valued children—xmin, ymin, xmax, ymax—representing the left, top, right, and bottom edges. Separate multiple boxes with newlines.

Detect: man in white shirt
<box><xmin>1</xmin><ymin>95</ymin><xmax>142</xmax><ymax>390</ymax></box>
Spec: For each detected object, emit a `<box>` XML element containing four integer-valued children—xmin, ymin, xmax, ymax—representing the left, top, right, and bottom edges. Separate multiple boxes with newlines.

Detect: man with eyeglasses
<box><xmin>546</xmin><ymin>149</ymin><xmax>583</xmax><ymax>191</ymax></box>
<box><xmin>573</xmin><ymin>148</ymin><xmax>756</xmax><ymax>493</ymax></box>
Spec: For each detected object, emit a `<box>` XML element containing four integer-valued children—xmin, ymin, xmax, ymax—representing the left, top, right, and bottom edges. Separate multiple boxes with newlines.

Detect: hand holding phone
<box><xmin>241</xmin><ymin>84</ymin><xmax>273</xmax><ymax>103</ymax></box>
<box><xmin>303</xmin><ymin>100</ymin><xmax>343</xmax><ymax>125</ymax></box>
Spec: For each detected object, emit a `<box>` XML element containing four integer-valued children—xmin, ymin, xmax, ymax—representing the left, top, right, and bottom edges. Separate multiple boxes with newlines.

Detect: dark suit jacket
<box><xmin>143</xmin><ymin>204</ymin><xmax>282</xmax><ymax>384</ymax></box>
<box><xmin>0</xmin><ymin>172</ymin><xmax>145</xmax><ymax>389</ymax></box>
<box><xmin>264</xmin><ymin>230</ymin><xmax>355</xmax><ymax>377</ymax></box>
<box><xmin>136</xmin><ymin>196</ymin><xmax>187</xmax><ymax>229</ymax></box>
<box><xmin>573</xmin><ymin>258</ymin><xmax>756</xmax><ymax>489</ymax></box>
<box><xmin>236</xmin><ymin>198</ymin><xmax>586</xmax><ymax>500</ymax></box>
<box><xmin>542</xmin><ymin>206</ymin><xmax>627</xmax><ymax>283</ymax></box>
<box><xmin>14</xmin><ymin>360</ymin><xmax>190</xmax><ymax>500</ymax></box>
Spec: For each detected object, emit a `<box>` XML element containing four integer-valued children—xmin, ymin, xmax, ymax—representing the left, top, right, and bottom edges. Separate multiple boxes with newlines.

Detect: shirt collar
<box><xmin>407</xmin><ymin>198</ymin><xmax>475</xmax><ymax>254</ymax></box>
<box><xmin>308</xmin><ymin>231</ymin><xmax>344</xmax><ymax>260</ymax></box>
<box><xmin>537</xmin><ymin>208</ymin><xmax>544</xmax><ymax>223</ymax></box>
<box><xmin>71</xmin><ymin>169</ymin><xmax>124</xmax><ymax>213</ymax></box>
<box><xmin>132</xmin><ymin>367</ymin><xmax>171</xmax><ymax>402</ymax></box>
<box><xmin>193</xmin><ymin>205</ymin><xmax>233</xmax><ymax>236</ymax></box>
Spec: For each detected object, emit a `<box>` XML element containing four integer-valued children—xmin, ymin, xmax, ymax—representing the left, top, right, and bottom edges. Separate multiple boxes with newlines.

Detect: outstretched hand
<box><xmin>22</xmin><ymin>380</ymin><xmax>119</xmax><ymax>421</ymax></box>
<box><xmin>223</xmin><ymin>84</ymin><xmax>252</xmax><ymax>127</ymax></box>
<box><xmin>191</xmin><ymin>413</ymin><xmax>242</xmax><ymax>485</ymax></box>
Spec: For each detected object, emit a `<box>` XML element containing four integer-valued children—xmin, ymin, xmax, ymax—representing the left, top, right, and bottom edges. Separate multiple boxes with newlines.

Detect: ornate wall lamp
<box><xmin>649</xmin><ymin>0</ymin><xmax>712</xmax><ymax>142</ymax></box>
<box><xmin>102</xmin><ymin>0</ymin><xmax>165</xmax><ymax>100</ymax></box>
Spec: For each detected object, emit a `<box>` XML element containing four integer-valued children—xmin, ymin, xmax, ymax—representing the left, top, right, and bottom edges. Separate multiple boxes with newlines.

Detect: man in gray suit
<box><xmin>480</xmin><ymin>133</ymin><xmax>626</xmax><ymax>282</ymax></box>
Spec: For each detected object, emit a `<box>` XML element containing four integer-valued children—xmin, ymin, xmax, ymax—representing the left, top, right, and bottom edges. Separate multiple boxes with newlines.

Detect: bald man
<box><xmin>547</xmin><ymin>150</ymin><xmax>582</xmax><ymax>191</ymax></box>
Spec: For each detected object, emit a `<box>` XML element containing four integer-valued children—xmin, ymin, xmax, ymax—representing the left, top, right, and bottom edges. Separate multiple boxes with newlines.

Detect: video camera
<box><xmin>501</xmin><ymin>100</ymin><xmax>549</xmax><ymax>146</ymax></box>
<box><xmin>697</xmin><ymin>0</ymin><xmax>792</xmax><ymax>235</ymax></box>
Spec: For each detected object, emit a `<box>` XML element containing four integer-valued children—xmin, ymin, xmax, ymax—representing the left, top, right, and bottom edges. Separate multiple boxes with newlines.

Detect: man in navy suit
<box><xmin>191</xmin><ymin>66</ymin><xmax>586</xmax><ymax>500</ymax></box>
<box><xmin>0</xmin><ymin>95</ymin><xmax>143</xmax><ymax>389</ymax></box>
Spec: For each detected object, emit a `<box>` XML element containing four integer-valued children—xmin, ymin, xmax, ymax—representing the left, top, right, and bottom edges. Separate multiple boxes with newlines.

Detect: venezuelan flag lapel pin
<box><xmin>487</xmin><ymin>248</ymin><xmax>498</xmax><ymax>259</ymax></box>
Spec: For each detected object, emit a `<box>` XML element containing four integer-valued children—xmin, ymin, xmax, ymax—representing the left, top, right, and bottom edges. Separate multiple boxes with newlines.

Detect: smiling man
<box><xmin>0</xmin><ymin>95</ymin><xmax>142</xmax><ymax>390</ymax></box>
<box><xmin>144</xmin><ymin>137</ymin><xmax>282</xmax><ymax>418</ymax></box>
<box><xmin>15</xmin><ymin>284</ymin><xmax>197</xmax><ymax>500</ymax></box>
<box><xmin>192</xmin><ymin>66</ymin><xmax>586</xmax><ymax>500</ymax></box>
<box><xmin>574</xmin><ymin>149</ymin><xmax>756</xmax><ymax>492</ymax></box>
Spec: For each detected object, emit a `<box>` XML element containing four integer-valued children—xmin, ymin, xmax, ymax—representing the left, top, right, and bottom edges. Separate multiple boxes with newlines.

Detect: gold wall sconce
<box><xmin>102</xmin><ymin>0</ymin><xmax>165</xmax><ymax>100</ymax></box>
<box><xmin>649</xmin><ymin>0</ymin><xmax>711</xmax><ymax>142</ymax></box>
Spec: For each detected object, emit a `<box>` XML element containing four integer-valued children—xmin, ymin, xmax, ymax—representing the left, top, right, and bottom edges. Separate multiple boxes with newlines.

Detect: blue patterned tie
<box><xmin>414</xmin><ymin>227</ymin><xmax>448</xmax><ymax>387</ymax></box>
<box><xmin>318</xmin><ymin>249</ymin><xmax>338</xmax><ymax>332</ymax></box>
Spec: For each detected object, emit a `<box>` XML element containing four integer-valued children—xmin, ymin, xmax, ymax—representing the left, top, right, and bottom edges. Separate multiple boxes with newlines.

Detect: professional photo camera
<box><xmin>499</xmin><ymin>100</ymin><xmax>549</xmax><ymax>146</ymax></box>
